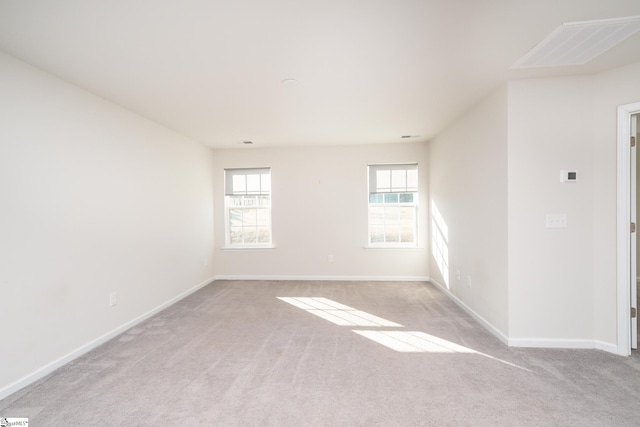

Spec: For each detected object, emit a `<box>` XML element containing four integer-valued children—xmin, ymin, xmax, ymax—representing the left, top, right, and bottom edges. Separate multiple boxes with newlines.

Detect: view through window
<box><xmin>224</xmin><ymin>168</ymin><xmax>271</xmax><ymax>246</ymax></box>
<box><xmin>368</xmin><ymin>163</ymin><xmax>418</xmax><ymax>246</ymax></box>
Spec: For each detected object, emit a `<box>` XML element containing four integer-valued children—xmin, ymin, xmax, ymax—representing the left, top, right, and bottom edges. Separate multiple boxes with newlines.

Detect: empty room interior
<box><xmin>3</xmin><ymin>0</ymin><xmax>640</xmax><ymax>425</ymax></box>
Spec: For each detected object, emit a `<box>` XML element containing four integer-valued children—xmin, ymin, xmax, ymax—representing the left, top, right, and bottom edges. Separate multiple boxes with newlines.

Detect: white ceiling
<box><xmin>1</xmin><ymin>0</ymin><xmax>640</xmax><ymax>148</ymax></box>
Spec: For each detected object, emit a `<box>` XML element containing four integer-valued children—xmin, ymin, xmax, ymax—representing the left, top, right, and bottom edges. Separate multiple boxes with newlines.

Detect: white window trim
<box><xmin>367</xmin><ymin>163</ymin><xmax>419</xmax><ymax>248</ymax></box>
<box><xmin>224</xmin><ymin>168</ymin><xmax>272</xmax><ymax>247</ymax></box>
<box><xmin>363</xmin><ymin>245</ymin><xmax>424</xmax><ymax>251</ymax></box>
<box><xmin>221</xmin><ymin>245</ymin><xmax>276</xmax><ymax>251</ymax></box>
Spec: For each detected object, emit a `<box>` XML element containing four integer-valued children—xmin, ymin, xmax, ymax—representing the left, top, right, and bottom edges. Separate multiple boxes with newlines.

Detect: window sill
<box><xmin>364</xmin><ymin>245</ymin><xmax>424</xmax><ymax>251</ymax></box>
<box><xmin>221</xmin><ymin>245</ymin><xmax>276</xmax><ymax>251</ymax></box>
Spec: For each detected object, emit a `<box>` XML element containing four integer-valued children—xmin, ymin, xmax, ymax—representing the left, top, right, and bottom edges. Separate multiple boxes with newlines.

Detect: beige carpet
<box><xmin>2</xmin><ymin>280</ymin><xmax>640</xmax><ymax>426</ymax></box>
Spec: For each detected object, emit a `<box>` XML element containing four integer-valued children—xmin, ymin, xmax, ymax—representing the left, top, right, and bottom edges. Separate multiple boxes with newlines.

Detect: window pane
<box><xmin>369</xmin><ymin>207</ymin><xmax>385</xmax><ymax>224</ymax></box>
<box><xmin>243</xmin><ymin>209</ymin><xmax>257</xmax><ymax>226</ymax></box>
<box><xmin>385</xmin><ymin>226</ymin><xmax>400</xmax><ymax>242</ymax></box>
<box><xmin>229</xmin><ymin>209</ymin><xmax>243</xmax><ymax>227</ymax></box>
<box><xmin>230</xmin><ymin>227</ymin><xmax>243</xmax><ymax>244</ymax></box>
<box><xmin>256</xmin><ymin>209</ymin><xmax>270</xmax><ymax>226</ymax></box>
<box><xmin>246</xmin><ymin>174</ymin><xmax>261</xmax><ymax>193</ymax></box>
<box><xmin>232</xmin><ymin>175</ymin><xmax>246</xmax><ymax>193</ymax></box>
<box><xmin>369</xmin><ymin>193</ymin><xmax>383</xmax><ymax>203</ymax></box>
<box><xmin>399</xmin><ymin>206</ymin><xmax>415</xmax><ymax>222</ymax></box>
<box><xmin>391</xmin><ymin>170</ymin><xmax>406</xmax><ymax>191</ymax></box>
<box><xmin>243</xmin><ymin>229</ymin><xmax>257</xmax><ymax>243</ymax></box>
<box><xmin>400</xmin><ymin>226</ymin><xmax>415</xmax><ymax>243</ymax></box>
<box><xmin>228</xmin><ymin>195</ymin><xmax>242</xmax><ymax>207</ymax></box>
<box><xmin>407</xmin><ymin>169</ymin><xmax>418</xmax><ymax>191</ymax></box>
<box><xmin>376</xmin><ymin>170</ymin><xmax>391</xmax><ymax>192</ymax></box>
<box><xmin>385</xmin><ymin>207</ymin><xmax>400</xmax><ymax>222</ymax></box>
<box><xmin>370</xmin><ymin>226</ymin><xmax>385</xmax><ymax>243</ymax></box>
<box><xmin>399</xmin><ymin>193</ymin><xmax>414</xmax><ymax>203</ymax></box>
<box><xmin>257</xmin><ymin>227</ymin><xmax>271</xmax><ymax>243</ymax></box>
<box><xmin>261</xmin><ymin>174</ymin><xmax>271</xmax><ymax>193</ymax></box>
<box><xmin>384</xmin><ymin>193</ymin><xmax>398</xmax><ymax>204</ymax></box>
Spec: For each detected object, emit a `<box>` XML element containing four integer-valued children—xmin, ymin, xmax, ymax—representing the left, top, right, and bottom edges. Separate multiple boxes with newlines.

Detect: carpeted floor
<box><xmin>2</xmin><ymin>280</ymin><xmax>640</xmax><ymax>426</ymax></box>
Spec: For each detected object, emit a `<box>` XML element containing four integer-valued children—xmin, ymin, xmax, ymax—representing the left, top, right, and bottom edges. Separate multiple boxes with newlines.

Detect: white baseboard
<box><xmin>595</xmin><ymin>340</ymin><xmax>624</xmax><ymax>355</ymax></box>
<box><xmin>0</xmin><ymin>276</ymin><xmax>215</xmax><ymax>401</ymax></box>
<box><xmin>214</xmin><ymin>275</ymin><xmax>430</xmax><ymax>282</ymax></box>
<box><xmin>428</xmin><ymin>279</ymin><xmax>623</xmax><ymax>354</ymax></box>
<box><xmin>508</xmin><ymin>338</ymin><xmax>593</xmax><ymax>349</ymax></box>
<box><xmin>429</xmin><ymin>278</ymin><xmax>509</xmax><ymax>345</ymax></box>
<box><xmin>509</xmin><ymin>338</ymin><xmax>619</xmax><ymax>354</ymax></box>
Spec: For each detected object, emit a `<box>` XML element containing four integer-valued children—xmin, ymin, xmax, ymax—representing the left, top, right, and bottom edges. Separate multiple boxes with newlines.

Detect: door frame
<box><xmin>616</xmin><ymin>102</ymin><xmax>640</xmax><ymax>356</ymax></box>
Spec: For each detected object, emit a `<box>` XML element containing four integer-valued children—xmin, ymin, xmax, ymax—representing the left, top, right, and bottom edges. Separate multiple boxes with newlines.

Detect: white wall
<box><xmin>0</xmin><ymin>52</ymin><xmax>215</xmax><ymax>397</ymax></box>
<box><xmin>212</xmin><ymin>144</ymin><xmax>429</xmax><ymax>279</ymax></box>
<box><xmin>507</xmin><ymin>61</ymin><xmax>640</xmax><ymax>348</ymax></box>
<box><xmin>428</xmin><ymin>86</ymin><xmax>509</xmax><ymax>337</ymax></box>
<box><xmin>507</xmin><ymin>77</ymin><xmax>595</xmax><ymax>343</ymax></box>
<box><xmin>429</xmin><ymin>61</ymin><xmax>640</xmax><ymax>350</ymax></box>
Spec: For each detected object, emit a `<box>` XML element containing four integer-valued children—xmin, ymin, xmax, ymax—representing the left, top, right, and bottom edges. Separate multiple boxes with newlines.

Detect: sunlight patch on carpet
<box><xmin>278</xmin><ymin>296</ymin><xmax>530</xmax><ymax>371</ymax></box>
<box><xmin>277</xmin><ymin>297</ymin><xmax>402</xmax><ymax>327</ymax></box>
<box><xmin>353</xmin><ymin>330</ymin><xmax>474</xmax><ymax>353</ymax></box>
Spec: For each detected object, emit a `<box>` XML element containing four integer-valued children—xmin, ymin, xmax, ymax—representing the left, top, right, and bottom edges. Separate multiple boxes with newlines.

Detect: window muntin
<box><xmin>225</xmin><ymin>168</ymin><xmax>271</xmax><ymax>246</ymax></box>
<box><xmin>368</xmin><ymin>164</ymin><xmax>418</xmax><ymax>246</ymax></box>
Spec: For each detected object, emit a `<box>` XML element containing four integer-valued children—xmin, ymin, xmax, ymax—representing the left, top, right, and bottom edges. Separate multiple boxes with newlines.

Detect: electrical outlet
<box><xmin>545</xmin><ymin>213</ymin><xmax>567</xmax><ymax>228</ymax></box>
<box><xmin>328</xmin><ymin>255</ymin><xmax>335</xmax><ymax>263</ymax></box>
<box><xmin>110</xmin><ymin>292</ymin><xmax>117</xmax><ymax>307</ymax></box>
<box><xmin>466</xmin><ymin>276</ymin><xmax>472</xmax><ymax>288</ymax></box>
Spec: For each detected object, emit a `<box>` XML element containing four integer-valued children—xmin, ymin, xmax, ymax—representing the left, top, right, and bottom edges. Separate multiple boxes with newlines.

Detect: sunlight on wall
<box><xmin>278</xmin><ymin>296</ymin><xmax>529</xmax><ymax>371</ymax></box>
<box><xmin>431</xmin><ymin>200</ymin><xmax>449</xmax><ymax>288</ymax></box>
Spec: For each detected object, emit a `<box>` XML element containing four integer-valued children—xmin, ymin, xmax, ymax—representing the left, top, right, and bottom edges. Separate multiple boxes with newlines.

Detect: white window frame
<box><xmin>224</xmin><ymin>168</ymin><xmax>272</xmax><ymax>248</ymax></box>
<box><xmin>367</xmin><ymin>163</ymin><xmax>418</xmax><ymax>247</ymax></box>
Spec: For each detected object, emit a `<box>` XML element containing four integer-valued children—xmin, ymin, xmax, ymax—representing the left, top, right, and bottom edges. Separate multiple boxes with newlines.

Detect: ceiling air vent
<box><xmin>512</xmin><ymin>15</ymin><xmax>640</xmax><ymax>69</ymax></box>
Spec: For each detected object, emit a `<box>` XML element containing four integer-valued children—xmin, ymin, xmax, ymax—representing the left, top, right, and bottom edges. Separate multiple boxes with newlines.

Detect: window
<box><xmin>224</xmin><ymin>168</ymin><xmax>271</xmax><ymax>246</ymax></box>
<box><xmin>368</xmin><ymin>163</ymin><xmax>418</xmax><ymax>246</ymax></box>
